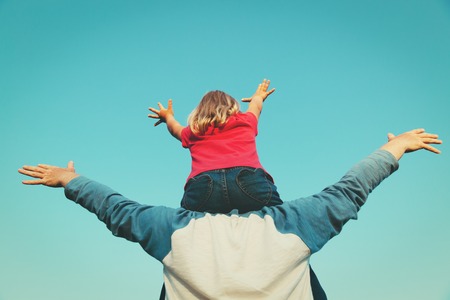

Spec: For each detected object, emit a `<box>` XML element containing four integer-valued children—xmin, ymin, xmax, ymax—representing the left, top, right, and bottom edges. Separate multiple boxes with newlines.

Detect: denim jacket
<box><xmin>64</xmin><ymin>150</ymin><xmax>398</xmax><ymax>299</ymax></box>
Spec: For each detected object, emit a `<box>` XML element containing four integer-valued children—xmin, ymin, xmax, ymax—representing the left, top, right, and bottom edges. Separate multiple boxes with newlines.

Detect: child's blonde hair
<box><xmin>188</xmin><ymin>90</ymin><xmax>240</xmax><ymax>135</ymax></box>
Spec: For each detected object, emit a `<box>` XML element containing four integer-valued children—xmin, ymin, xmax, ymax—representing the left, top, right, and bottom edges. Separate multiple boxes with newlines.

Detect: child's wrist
<box><xmin>163</xmin><ymin>113</ymin><xmax>172</xmax><ymax>120</ymax></box>
<box><xmin>252</xmin><ymin>95</ymin><xmax>264</xmax><ymax>102</ymax></box>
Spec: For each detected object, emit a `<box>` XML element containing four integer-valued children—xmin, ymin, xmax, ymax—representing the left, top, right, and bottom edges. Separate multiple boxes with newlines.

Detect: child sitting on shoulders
<box><xmin>148</xmin><ymin>79</ymin><xmax>282</xmax><ymax>213</ymax></box>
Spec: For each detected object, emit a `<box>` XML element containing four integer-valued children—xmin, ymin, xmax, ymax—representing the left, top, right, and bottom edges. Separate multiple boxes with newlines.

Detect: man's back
<box><xmin>64</xmin><ymin>150</ymin><xmax>398</xmax><ymax>299</ymax></box>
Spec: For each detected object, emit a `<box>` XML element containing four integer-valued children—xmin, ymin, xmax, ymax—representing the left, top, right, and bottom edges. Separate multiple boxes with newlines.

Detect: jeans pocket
<box><xmin>181</xmin><ymin>174</ymin><xmax>213</xmax><ymax>211</ymax></box>
<box><xmin>235</xmin><ymin>168</ymin><xmax>272</xmax><ymax>204</ymax></box>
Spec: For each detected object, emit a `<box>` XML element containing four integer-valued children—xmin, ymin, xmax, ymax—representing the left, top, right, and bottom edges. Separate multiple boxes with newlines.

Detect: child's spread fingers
<box><xmin>266</xmin><ymin>88</ymin><xmax>275</xmax><ymax>96</ymax></box>
<box><xmin>261</xmin><ymin>80</ymin><xmax>267</xmax><ymax>89</ymax></box>
<box><xmin>149</xmin><ymin>107</ymin><xmax>160</xmax><ymax>114</ymax></box>
<box><xmin>148</xmin><ymin>113</ymin><xmax>160</xmax><ymax>119</ymax></box>
<box><xmin>264</xmin><ymin>80</ymin><xmax>271</xmax><ymax>92</ymax></box>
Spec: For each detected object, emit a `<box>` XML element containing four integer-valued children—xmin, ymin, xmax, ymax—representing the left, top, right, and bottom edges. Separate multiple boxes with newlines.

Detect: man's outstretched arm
<box><xmin>280</xmin><ymin>128</ymin><xmax>442</xmax><ymax>253</ymax></box>
<box><xmin>18</xmin><ymin>162</ymin><xmax>176</xmax><ymax>261</ymax></box>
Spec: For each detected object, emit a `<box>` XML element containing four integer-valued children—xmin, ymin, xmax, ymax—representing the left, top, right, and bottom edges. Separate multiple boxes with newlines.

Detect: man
<box><xmin>18</xmin><ymin>129</ymin><xmax>441</xmax><ymax>299</ymax></box>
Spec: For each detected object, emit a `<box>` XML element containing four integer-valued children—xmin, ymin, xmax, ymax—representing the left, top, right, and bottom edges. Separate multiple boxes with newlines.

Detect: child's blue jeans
<box><xmin>181</xmin><ymin>166</ymin><xmax>283</xmax><ymax>213</ymax></box>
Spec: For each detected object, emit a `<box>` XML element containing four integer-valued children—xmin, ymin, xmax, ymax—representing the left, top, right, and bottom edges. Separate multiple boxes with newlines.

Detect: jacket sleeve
<box><xmin>276</xmin><ymin>149</ymin><xmax>399</xmax><ymax>253</ymax></box>
<box><xmin>64</xmin><ymin>177</ymin><xmax>178</xmax><ymax>261</ymax></box>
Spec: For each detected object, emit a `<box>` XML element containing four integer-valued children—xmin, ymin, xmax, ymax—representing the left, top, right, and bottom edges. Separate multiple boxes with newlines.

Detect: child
<box><xmin>148</xmin><ymin>79</ymin><xmax>282</xmax><ymax>213</ymax></box>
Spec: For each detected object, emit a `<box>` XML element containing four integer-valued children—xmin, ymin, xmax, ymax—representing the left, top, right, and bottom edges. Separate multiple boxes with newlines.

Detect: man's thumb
<box><xmin>387</xmin><ymin>133</ymin><xmax>396</xmax><ymax>141</ymax></box>
<box><xmin>67</xmin><ymin>161</ymin><xmax>75</xmax><ymax>172</ymax></box>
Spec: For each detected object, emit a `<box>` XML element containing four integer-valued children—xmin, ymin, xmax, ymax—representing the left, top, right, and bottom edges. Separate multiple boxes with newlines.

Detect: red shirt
<box><xmin>181</xmin><ymin>112</ymin><xmax>266</xmax><ymax>181</ymax></box>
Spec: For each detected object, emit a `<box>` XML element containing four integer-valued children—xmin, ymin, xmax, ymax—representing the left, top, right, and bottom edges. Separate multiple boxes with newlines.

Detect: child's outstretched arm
<box><xmin>148</xmin><ymin>99</ymin><xmax>185</xmax><ymax>141</ymax></box>
<box><xmin>380</xmin><ymin>128</ymin><xmax>442</xmax><ymax>160</ymax></box>
<box><xmin>242</xmin><ymin>79</ymin><xmax>275</xmax><ymax>120</ymax></box>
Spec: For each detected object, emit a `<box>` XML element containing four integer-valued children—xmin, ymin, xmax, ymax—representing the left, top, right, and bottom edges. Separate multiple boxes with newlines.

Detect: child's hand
<box><xmin>380</xmin><ymin>128</ymin><xmax>442</xmax><ymax>160</ymax></box>
<box><xmin>148</xmin><ymin>99</ymin><xmax>175</xmax><ymax>126</ymax></box>
<box><xmin>242</xmin><ymin>79</ymin><xmax>275</xmax><ymax>102</ymax></box>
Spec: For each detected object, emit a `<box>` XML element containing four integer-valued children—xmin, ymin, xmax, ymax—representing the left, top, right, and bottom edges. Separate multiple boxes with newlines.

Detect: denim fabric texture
<box><xmin>181</xmin><ymin>167</ymin><xmax>283</xmax><ymax>213</ymax></box>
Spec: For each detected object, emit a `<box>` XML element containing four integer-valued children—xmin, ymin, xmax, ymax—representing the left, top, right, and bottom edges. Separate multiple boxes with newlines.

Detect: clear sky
<box><xmin>1</xmin><ymin>0</ymin><xmax>449</xmax><ymax>299</ymax></box>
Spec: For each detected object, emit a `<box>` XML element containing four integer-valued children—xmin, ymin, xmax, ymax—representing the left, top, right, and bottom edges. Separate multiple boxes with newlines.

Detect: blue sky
<box><xmin>1</xmin><ymin>0</ymin><xmax>449</xmax><ymax>299</ymax></box>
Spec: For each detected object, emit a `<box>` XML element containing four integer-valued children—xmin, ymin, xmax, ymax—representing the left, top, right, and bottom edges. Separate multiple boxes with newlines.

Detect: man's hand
<box><xmin>380</xmin><ymin>128</ymin><xmax>442</xmax><ymax>160</ymax></box>
<box><xmin>148</xmin><ymin>99</ymin><xmax>175</xmax><ymax>127</ymax></box>
<box><xmin>18</xmin><ymin>161</ymin><xmax>79</xmax><ymax>188</ymax></box>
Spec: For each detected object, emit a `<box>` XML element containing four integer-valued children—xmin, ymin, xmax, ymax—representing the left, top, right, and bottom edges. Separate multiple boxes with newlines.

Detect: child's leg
<box><xmin>228</xmin><ymin>167</ymin><xmax>283</xmax><ymax>213</ymax></box>
<box><xmin>181</xmin><ymin>167</ymin><xmax>282</xmax><ymax>214</ymax></box>
<box><xmin>181</xmin><ymin>171</ymin><xmax>232</xmax><ymax>213</ymax></box>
